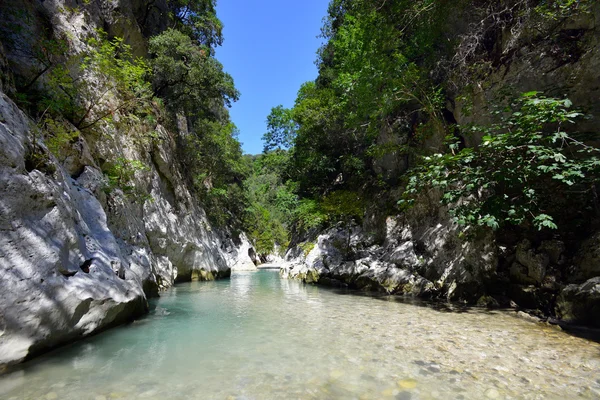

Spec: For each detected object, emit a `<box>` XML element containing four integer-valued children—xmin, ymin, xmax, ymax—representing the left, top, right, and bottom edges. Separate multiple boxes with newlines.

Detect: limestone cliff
<box><xmin>0</xmin><ymin>0</ymin><xmax>256</xmax><ymax>368</ymax></box>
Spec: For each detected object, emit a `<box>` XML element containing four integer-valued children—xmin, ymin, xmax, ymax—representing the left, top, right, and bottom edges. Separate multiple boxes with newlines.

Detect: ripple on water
<box><xmin>0</xmin><ymin>270</ymin><xmax>599</xmax><ymax>400</ymax></box>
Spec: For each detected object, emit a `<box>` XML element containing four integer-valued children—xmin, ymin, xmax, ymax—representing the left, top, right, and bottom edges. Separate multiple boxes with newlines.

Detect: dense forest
<box><xmin>247</xmin><ymin>0</ymin><xmax>600</xmax><ymax>260</ymax></box>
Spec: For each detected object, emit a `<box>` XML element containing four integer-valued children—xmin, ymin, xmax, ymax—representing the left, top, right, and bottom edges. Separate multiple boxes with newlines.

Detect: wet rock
<box><xmin>516</xmin><ymin>311</ymin><xmax>542</xmax><ymax>323</ymax></box>
<box><xmin>556</xmin><ymin>277</ymin><xmax>600</xmax><ymax>327</ymax></box>
<box><xmin>508</xmin><ymin>285</ymin><xmax>555</xmax><ymax>312</ymax></box>
<box><xmin>428</xmin><ymin>364</ymin><xmax>441</xmax><ymax>373</ymax></box>
<box><xmin>397</xmin><ymin>379</ymin><xmax>418</xmax><ymax>389</ymax></box>
<box><xmin>283</xmin><ymin>213</ymin><xmax>496</xmax><ymax>302</ymax></box>
<box><xmin>396</xmin><ymin>391</ymin><xmax>412</xmax><ymax>400</ymax></box>
<box><xmin>485</xmin><ymin>388</ymin><xmax>500</xmax><ymax>399</ymax></box>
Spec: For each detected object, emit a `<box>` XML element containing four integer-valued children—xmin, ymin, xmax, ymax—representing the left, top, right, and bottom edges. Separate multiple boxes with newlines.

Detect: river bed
<box><xmin>1</xmin><ymin>270</ymin><xmax>599</xmax><ymax>399</ymax></box>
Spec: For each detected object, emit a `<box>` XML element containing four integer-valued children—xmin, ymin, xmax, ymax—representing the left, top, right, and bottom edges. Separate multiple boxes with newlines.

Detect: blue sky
<box><xmin>215</xmin><ymin>0</ymin><xmax>330</xmax><ymax>155</ymax></box>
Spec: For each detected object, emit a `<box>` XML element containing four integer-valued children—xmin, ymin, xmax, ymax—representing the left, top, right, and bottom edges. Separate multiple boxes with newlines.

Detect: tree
<box><xmin>148</xmin><ymin>28</ymin><xmax>238</xmax><ymax>120</ymax></box>
<box><xmin>262</xmin><ymin>105</ymin><xmax>296</xmax><ymax>152</ymax></box>
<box><xmin>43</xmin><ymin>31</ymin><xmax>152</xmax><ymax>130</ymax></box>
<box><xmin>166</xmin><ymin>0</ymin><xmax>223</xmax><ymax>51</ymax></box>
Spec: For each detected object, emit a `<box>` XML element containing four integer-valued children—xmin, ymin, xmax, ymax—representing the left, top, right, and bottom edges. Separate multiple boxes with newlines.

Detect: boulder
<box><xmin>573</xmin><ymin>231</ymin><xmax>600</xmax><ymax>281</ymax></box>
<box><xmin>538</xmin><ymin>240</ymin><xmax>566</xmax><ymax>265</ymax></box>
<box><xmin>556</xmin><ymin>277</ymin><xmax>600</xmax><ymax>327</ymax></box>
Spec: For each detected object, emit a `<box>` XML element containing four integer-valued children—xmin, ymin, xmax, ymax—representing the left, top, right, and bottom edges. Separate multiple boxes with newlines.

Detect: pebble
<box><xmin>485</xmin><ymin>388</ymin><xmax>501</xmax><ymax>398</ymax></box>
<box><xmin>139</xmin><ymin>389</ymin><xmax>158</xmax><ymax>398</ymax></box>
<box><xmin>428</xmin><ymin>364</ymin><xmax>441</xmax><ymax>373</ymax></box>
<box><xmin>330</xmin><ymin>370</ymin><xmax>344</xmax><ymax>379</ymax></box>
<box><xmin>397</xmin><ymin>379</ymin><xmax>417</xmax><ymax>389</ymax></box>
<box><xmin>396</xmin><ymin>391</ymin><xmax>412</xmax><ymax>400</ymax></box>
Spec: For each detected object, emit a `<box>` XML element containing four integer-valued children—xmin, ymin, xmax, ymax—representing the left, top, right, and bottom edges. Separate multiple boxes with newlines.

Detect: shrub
<box><xmin>401</xmin><ymin>93</ymin><xmax>600</xmax><ymax>232</ymax></box>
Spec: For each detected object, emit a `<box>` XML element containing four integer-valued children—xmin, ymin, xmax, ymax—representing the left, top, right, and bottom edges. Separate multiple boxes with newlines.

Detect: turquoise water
<box><xmin>1</xmin><ymin>270</ymin><xmax>600</xmax><ymax>399</ymax></box>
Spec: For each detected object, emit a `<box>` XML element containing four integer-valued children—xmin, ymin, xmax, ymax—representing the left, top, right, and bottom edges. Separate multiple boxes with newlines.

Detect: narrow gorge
<box><xmin>0</xmin><ymin>0</ymin><xmax>599</xmax><ymax>399</ymax></box>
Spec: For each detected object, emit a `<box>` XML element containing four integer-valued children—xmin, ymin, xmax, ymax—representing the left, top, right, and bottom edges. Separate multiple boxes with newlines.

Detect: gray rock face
<box><xmin>0</xmin><ymin>90</ymin><xmax>244</xmax><ymax>366</ymax></box>
<box><xmin>283</xmin><ymin>194</ymin><xmax>497</xmax><ymax>301</ymax></box>
<box><xmin>453</xmin><ymin>3</ymin><xmax>600</xmax><ymax>138</ymax></box>
<box><xmin>0</xmin><ymin>92</ymin><xmax>149</xmax><ymax>366</ymax></box>
<box><xmin>223</xmin><ymin>232</ymin><xmax>259</xmax><ymax>272</ymax></box>
<box><xmin>0</xmin><ymin>0</ymin><xmax>262</xmax><ymax>368</ymax></box>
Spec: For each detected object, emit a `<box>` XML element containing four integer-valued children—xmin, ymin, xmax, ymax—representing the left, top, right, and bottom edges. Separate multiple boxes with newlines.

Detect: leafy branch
<box><xmin>400</xmin><ymin>93</ymin><xmax>600</xmax><ymax>232</ymax></box>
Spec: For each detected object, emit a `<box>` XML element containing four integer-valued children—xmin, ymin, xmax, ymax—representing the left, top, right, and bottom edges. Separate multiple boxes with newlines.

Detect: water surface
<box><xmin>1</xmin><ymin>270</ymin><xmax>599</xmax><ymax>399</ymax></box>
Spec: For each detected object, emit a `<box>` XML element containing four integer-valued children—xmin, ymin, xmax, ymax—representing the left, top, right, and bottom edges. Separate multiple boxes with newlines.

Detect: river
<box><xmin>1</xmin><ymin>270</ymin><xmax>599</xmax><ymax>399</ymax></box>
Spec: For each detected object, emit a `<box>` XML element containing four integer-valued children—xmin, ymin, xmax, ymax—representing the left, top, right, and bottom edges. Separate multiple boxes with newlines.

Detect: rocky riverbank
<box><xmin>282</xmin><ymin>215</ymin><xmax>600</xmax><ymax>327</ymax></box>
<box><xmin>280</xmin><ymin>1</ymin><xmax>600</xmax><ymax>329</ymax></box>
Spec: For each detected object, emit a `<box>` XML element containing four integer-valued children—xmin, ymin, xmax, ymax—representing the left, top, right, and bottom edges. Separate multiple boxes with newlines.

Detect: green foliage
<box><xmin>535</xmin><ymin>0</ymin><xmax>591</xmax><ymax>19</ymax></box>
<box><xmin>320</xmin><ymin>190</ymin><xmax>364</xmax><ymax>223</ymax></box>
<box><xmin>263</xmin><ymin>105</ymin><xmax>296</xmax><ymax>151</ymax></box>
<box><xmin>245</xmin><ymin>203</ymin><xmax>289</xmax><ymax>256</ymax></box>
<box><xmin>293</xmin><ymin>199</ymin><xmax>327</xmax><ymax>231</ymax></box>
<box><xmin>36</xmin><ymin>30</ymin><xmax>152</xmax><ymax>130</ymax></box>
<box><xmin>263</xmin><ymin>0</ymin><xmax>454</xmax><ymax>200</ymax></box>
<box><xmin>286</xmin><ymin>82</ymin><xmax>345</xmax><ymax>196</ymax></box>
<box><xmin>148</xmin><ymin>29</ymin><xmax>238</xmax><ymax>119</ymax></box>
<box><xmin>401</xmin><ymin>94</ymin><xmax>600</xmax><ymax>232</ymax></box>
<box><xmin>299</xmin><ymin>241</ymin><xmax>316</xmax><ymax>257</ymax></box>
<box><xmin>41</xmin><ymin>117</ymin><xmax>80</xmax><ymax>158</ymax></box>
<box><xmin>103</xmin><ymin>157</ymin><xmax>150</xmax><ymax>196</ymax></box>
<box><xmin>242</xmin><ymin>152</ymin><xmax>298</xmax><ymax>255</ymax></box>
<box><xmin>180</xmin><ymin>119</ymin><xmax>247</xmax><ymax>226</ymax></box>
<box><xmin>146</xmin><ymin>25</ymin><xmax>244</xmax><ymax>228</ymax></box>
<box><xmin>165</xmin><ymin>0</ymin><xmax>223</xmax><ymax>50</ymax></box>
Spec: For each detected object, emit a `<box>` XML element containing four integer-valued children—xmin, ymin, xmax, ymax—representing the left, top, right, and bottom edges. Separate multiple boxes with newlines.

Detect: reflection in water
<box><xmin>1</xmin><ymin>270</ymin><xmax>600</xmax><ymax>399</ymax></box>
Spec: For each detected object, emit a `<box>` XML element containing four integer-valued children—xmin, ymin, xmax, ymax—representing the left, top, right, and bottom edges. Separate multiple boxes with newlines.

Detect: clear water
<box><xmin>1</xmin><ymin>270</ymin><xmax>599</xmax><ymax>400</ymax></box>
